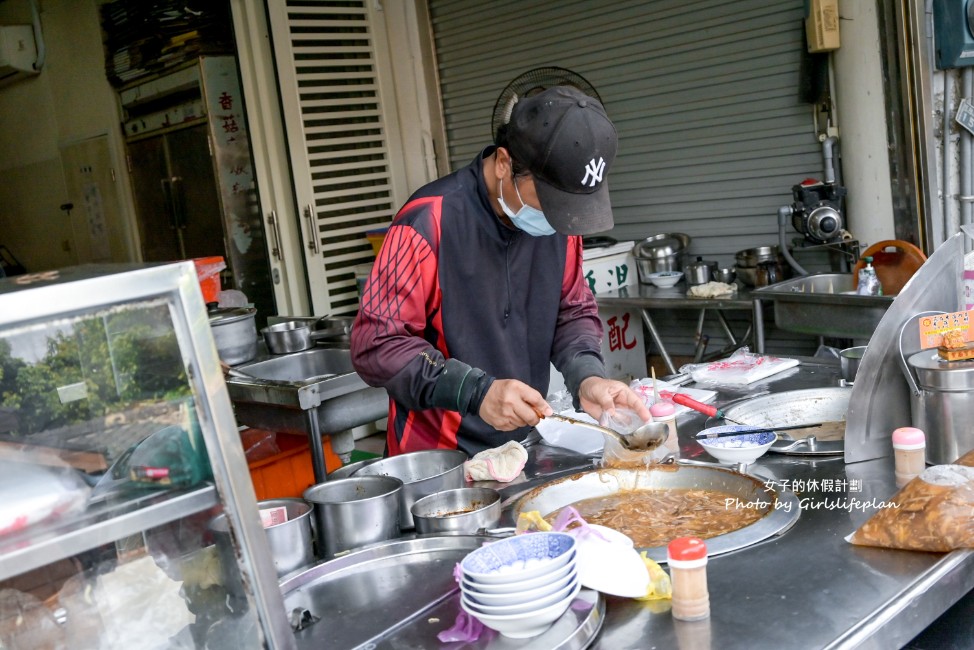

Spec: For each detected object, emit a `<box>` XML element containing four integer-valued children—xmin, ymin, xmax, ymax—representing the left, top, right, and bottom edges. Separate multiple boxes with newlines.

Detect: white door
<box><xmin>266</xmin><ymin>0</ymin><xmax>410</xmax><ymax>316</ymax></box>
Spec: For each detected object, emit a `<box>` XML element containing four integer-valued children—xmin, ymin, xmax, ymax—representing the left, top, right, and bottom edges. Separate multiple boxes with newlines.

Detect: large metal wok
<box><xmin>510</xmin><ymin>465</ymin><xmax>800</xmax><ymax>563</ymax></box>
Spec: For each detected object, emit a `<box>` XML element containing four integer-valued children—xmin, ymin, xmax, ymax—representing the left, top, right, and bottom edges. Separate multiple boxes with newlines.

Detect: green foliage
<box><xmin>0</xmin><ymin>304</ymin><xmax>192</xmax><ymax>436</ymax></box>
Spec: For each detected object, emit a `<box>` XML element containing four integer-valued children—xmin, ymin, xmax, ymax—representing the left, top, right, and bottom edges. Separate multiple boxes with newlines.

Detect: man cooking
<box><xmin>350</xmin><ymin>85</ymin><xmax>650</xmax><ymax>456</ymax></box>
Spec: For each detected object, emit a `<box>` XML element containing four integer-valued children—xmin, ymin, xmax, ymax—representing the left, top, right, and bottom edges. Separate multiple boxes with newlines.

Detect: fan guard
<box><xmin>491</xmin><ymin>66</ymin><xmax>601</xmax><ymax>138</ymax></box>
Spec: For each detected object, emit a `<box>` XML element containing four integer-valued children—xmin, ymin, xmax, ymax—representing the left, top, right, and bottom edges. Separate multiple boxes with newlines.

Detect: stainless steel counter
<box><xmin>478</xmin><ymin>357</ymin><xmax>974</xmax><ymax>649</ymax></box>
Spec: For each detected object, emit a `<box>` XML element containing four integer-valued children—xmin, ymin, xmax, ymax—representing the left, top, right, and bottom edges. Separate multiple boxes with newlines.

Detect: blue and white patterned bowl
<box><xmin>460</xmin><ymin>532</ymin><xmax>577</xmax><ymax>585</ymax></box>
<box><xmin>698</xmin><ymin>425</ymin><xmax>776</xmax><ymax>464</ymax></box>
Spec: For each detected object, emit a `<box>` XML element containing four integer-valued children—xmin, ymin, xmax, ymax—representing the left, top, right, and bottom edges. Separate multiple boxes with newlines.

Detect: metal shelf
<box><xmin>0</xmin><ymin>484</ymin><xmax>218</xmax><ymax>580</ymax></box>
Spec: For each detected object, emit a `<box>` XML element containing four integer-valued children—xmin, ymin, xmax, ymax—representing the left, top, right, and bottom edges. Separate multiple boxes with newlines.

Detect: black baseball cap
<box><xmin>506</xmin><ymin>85</ymin><xmax>617</xmax><ymax>235</ymax></box>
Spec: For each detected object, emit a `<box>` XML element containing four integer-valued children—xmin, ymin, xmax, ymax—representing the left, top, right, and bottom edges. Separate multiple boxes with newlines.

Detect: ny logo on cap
<box><xmin>581</xmin><ymin>157</ymin><xmax>606</xmax><ymax>188</ymax></box>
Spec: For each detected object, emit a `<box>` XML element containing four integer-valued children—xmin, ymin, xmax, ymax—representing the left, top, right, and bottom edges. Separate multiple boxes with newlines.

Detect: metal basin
<box><xmin>510</xmin><ymin>466</ymin><xmax>800</xmax><ymax>563</ymax></box>
<box><xmin>754</xmin><ymin>273</ymin><xmax>893</xmax><ymax>338</ymax></box>
<box><xmin>723</xmin><ymin>387</ymin><xmax>849</xmax><ymax>455</ymax></box>
<box><xmin>225</xmin><ymin>347</ymin><xmax>388</xmax><ymax>469</ymax></box>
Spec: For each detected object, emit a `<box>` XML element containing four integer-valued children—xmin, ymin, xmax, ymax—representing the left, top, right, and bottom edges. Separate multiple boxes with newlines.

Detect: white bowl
<box><xmin>460</xmin><ymin>559</ymin><xmax>575</xmax><ymax>594</ymax></box>
<box><xmin>574</xmin><ymin>526</ymin><xmax>649</xmax><ymax>598</ymax></box>
<box><xmin>462</xmin><ymin>576</ymin><xmax>578</xmax><ymax>615</ymax></box>
<box><xmin>647</xmin><ymin>271</ymin><xmax>684</xmax><ymax>288</ymax></box>
<box><xmin>460</xmin><ymin>532</ymin><xmax>576</xmax><ymax>584</ymax></box>
<box><xmin>698</xmin><ymin>425</ymin><xmax>776</xmax><ymax>464</ymax></box>
<box><xmin>461</xmin><ymin>580</ymin><xmax>582</xmax><ymax>638</ymax></box>
<box><xmin>462</xmin><ymin>569</ymin><xmax>575</xmax><ymax>607</ymax></box>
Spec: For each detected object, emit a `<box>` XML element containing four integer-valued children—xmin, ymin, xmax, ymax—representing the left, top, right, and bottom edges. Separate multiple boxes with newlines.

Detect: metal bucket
<box><xmin>905</xmin><ymin>350</ymin><xmax>974</xmax><ymax>464</ymax></box>
<box><xmin>210</xmin><ymin>497</ymin><xmax>315</xmax><ymax>586</ymax></box>
<box><xmin>304</xmin><ymin>476</ymin><xmax>403</xmax><ymax>559</ymax></box>
<box><xmin>352</xmin><ymin>449</ymin><xmax>467</xmax><ymax>529</ymax></box>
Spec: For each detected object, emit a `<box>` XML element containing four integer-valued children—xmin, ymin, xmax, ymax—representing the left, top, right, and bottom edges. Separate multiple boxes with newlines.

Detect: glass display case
<box><xmin>0</xmin><ymin>264</ymin><xmax>293</xmax><ymax>649</ymax></box>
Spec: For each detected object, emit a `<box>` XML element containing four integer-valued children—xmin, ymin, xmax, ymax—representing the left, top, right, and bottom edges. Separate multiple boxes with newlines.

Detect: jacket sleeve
<box><xmin>550</xmin><ymin>235</ymin><xmax>606</xmax><ymax>398</ymax></box>
<box><xmin>350</xmin><ymin>222</ymin><xmax>492</xmax><ymax>415</ymax></box>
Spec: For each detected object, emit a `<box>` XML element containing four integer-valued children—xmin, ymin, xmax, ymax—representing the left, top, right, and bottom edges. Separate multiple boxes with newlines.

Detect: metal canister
<box><xmin>905</xmin><ymin>350</ymin><xmax>974</xmax><ymax>464</ymax></box>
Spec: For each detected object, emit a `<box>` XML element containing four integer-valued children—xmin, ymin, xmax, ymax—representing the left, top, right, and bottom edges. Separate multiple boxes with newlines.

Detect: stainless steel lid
<box><xmin>907</xmin><ymin>349</ymin><xmax>974</xmax><ymax>390</ymax></box>
<box><xmin>633</xmin><ymin>233</ymin><xmax>690</xmax><ymax>259</ymax></box>
<box><xmin>208</xmin><ymin>306</ymin><xmax>257</xmax><ymax>326</ymax></box>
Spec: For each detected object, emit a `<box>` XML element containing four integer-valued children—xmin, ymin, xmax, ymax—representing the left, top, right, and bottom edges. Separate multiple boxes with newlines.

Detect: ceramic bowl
<box><xmin>459</xmin><ymin>559</ymin><xmax>575</xmax><ymax>594</ymax></box>
<box><xmin>646</xmin><ymin>271</ymin><xmax>684</xmax><ymax>288</ymax></box>
<box><xmin>460</xmin><ymin>532</ymin><xmax>576</xmax><ymax>584</ymax></box>
<box><xmin>461</xmin><ymin>576</ymin><xmax>579</xmax><ymax>615</ymax></box>
<box><xmin>462</xmin><ymin>569</ymin><xmax>575</xmax><ymax>607</ymax></box>
<box><xmin>698</xmin><ymin>425</ymin><xmax>777</xmax><ymax>464</ymax></box>
<box><xmin>460</xmin><ymin>580</ymin><xmax>582</xmax><ymax>638</ymax></box>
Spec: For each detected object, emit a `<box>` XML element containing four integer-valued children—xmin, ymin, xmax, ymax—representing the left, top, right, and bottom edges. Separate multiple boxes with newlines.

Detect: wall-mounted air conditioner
<box><xmin>0</xmin><ymin>25</ymin><xmax>39</xmax><ymax>88</ymax></box>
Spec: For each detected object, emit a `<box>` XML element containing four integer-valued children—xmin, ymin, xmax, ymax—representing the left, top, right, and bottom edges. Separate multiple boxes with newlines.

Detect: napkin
<box><xmin>464</xmin><ymin>440</ymin><xmax>528</xmax><ymax>482</ymax></box>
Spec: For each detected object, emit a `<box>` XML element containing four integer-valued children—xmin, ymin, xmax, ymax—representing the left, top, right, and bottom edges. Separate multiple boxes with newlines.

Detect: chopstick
<box><xmin>694</xmin><ymin>423</ymin><xmax>822</xmax><ymax>439</ymax></box>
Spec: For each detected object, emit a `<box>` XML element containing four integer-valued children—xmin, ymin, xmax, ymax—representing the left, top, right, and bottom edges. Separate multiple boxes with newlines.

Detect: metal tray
<box><xmin>722</xmin><ymin>387</ymin><xmax>848</xmax><ymax>456</ymax></box>
<box><xmin>280</xmin><ymin>536</ymin><xmax>604</xmax><ymax>649</ymax></box>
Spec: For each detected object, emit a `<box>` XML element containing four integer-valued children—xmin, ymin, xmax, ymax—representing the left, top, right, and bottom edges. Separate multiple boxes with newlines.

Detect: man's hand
<box><xmin>578</xmin><ymin>377</ymin><xmax>651</xmax><ymax>423</ymax></box>
<box><xmin>478</xmin><ymin>379</ymin><xmax>553</xmax><ymax>431</ymax></box>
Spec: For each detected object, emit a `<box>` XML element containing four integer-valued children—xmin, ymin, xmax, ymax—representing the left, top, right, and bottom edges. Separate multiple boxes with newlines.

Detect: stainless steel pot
<box><xmin>633</xmin><ymin>233</ymin><xmax>691</xmax><ymax>283</ymax></box>
<box><xmin>261</xmin><ymin>317</ymin><xmax>355</xmax><ymax>354</ymax></box>
<box><xmin>208</xmin><ymin>306</ymin><xmax>258</xmax><ymax>365</ymax></box>
<box><xmin>905</xmin><ymin>350</ymin><xmax>974</xmax><ymax>464</ymax></box>
<box><xmin>303</xmin><ymin>475</ymin><xmax>403</xmax><ymax>559</ymax></box>
<box><xmin>684</xmin><ymin>257</ymin><xmax>718</xmax><ymax>286</ymax></box>
<box><xmin>840</xmin><ymin>346</ymin><xmax>867</xmax><ymax>383</ymax></box>
<box><xmin>352</xmin><ymin>449</ymin><xmax>467</xmax><ymax>529</ymax></box>
<box><xmin>210</xmin><ymin>497</ymin><xmax>315</xmax><ymax>586</ymax></box>
<box><xmin>410</xmin><ymin>487</ymin><xmax>501</xmax><ymax>534</ymax></box>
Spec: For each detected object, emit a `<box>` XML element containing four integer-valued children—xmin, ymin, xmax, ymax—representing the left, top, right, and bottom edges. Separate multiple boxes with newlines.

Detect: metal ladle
<box><xmin>541</xmin><ymin>413</ymin><xmax>666</xmax><ymax>451</ymax></box>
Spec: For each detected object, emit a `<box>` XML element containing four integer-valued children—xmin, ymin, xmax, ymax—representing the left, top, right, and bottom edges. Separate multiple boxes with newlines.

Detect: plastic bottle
<box><xmin>856</xmin><ymin>256</ymin><xmax>883</xmax><ymax>296</ymax></box>
<box><xmin>650</xmin><ymin>401</ymin><xmax>679</xmax><ymax>453</ymax></box>
<box><xmin>667</xmin><ymin>537</ymin><xmax>710</xmax><ymax>621</ymax></box>
<box><xmin>892</xmin><ymin>427</ymin><xmax>926</xmax><ymax>487</ymax></box>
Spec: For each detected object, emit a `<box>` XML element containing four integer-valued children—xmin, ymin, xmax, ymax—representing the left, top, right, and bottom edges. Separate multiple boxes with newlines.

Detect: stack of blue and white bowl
<box><xmin>458</xmin><ymin>531</ymin><xmax>580</xmax><ymax>639</ymax></box>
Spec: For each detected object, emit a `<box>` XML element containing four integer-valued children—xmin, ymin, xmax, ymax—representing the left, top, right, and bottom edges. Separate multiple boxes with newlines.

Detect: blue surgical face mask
<box><xmin>498</xmin><ymin>177</ymin><xmax>555</xmax><ymax>237</ymax></box>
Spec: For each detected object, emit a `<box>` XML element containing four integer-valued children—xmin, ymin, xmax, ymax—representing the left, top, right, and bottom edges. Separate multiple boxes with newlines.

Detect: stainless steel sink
<box><xmin>754</xmin><ymin>273</ymin><xmax>894</xmax><ymax>339</ymax></box>
<box><xmin>226</xmin><ymin>347</ymin><xmax>388</xmax><ymax>479</ymax></box>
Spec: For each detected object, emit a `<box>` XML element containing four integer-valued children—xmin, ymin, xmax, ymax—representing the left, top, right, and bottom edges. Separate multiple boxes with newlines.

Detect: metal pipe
<box><xmin>962</xmin><ymin>68</ymin><xmax>973</xmax><ymax>254</ymax></box>
<box><xmin>822</xmin><ymin>136</ymin><xmax>839</xmax><ymax>185</ymax></box>
<box><xmin>778</xmin><ymin>206</ymin><xmax>810</xmax><ymax>276</ymax></box>
<box><xmin>944</xmin><ymin>70</ymin><xmax>955</xmax><ymax>241</ymax></box>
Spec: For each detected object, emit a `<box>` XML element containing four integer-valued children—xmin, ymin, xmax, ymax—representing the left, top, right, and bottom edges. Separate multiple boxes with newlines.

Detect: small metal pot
<box><xmin>410</xmin><ymin>487</ymin><xmax>501</xmax><ymax>535</ymax></box>
<box><xmin>262</xmin><ymin>319</ymin><xmax>352</xmax><ymax>354</ymax></box>
<box><xmin>352</xmin><ymin>449</ymin><xmax>467</xmax><ymax>529</ymax></box>
<box><xmin>303</xmin><ymin>476</ymin><xmax>403</xmax><ymax>559</ymax></box>
<box><xmin>208</xmin><ymin>306</ymin><xmax>258</xmax><ymax>365</ymax></box>
<box><xmin>210</xmin><ymin>498</ymin><xmax>315</xmax><ymax>587</ymax></box>
<box><xmin>839</xmin><ymin>346</ymin><xmax>866</xmax><ymax>383</ymax></box>
<box><xmin>684</xmin><ymin>258</ymin><xmax>718</xmax><ymax>286</ymax></box>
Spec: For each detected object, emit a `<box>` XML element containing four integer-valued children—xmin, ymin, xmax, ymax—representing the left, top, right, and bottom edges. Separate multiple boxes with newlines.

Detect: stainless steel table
<box><xmin>480</xmin><ymin>357</ymin><xmax>974</xmax><ymax>649</ymax></box>
<box><xmin>595</xmin><ymin>283</ymin><xmax>766</xmax><ymax>375</ymax></box>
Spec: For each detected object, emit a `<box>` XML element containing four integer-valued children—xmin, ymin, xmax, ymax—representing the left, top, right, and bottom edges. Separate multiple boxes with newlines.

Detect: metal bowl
<box><xmin>352</xmin><ymin>449</ymin><xmax>468</xmax><ymax>529</ymax></box>
<box><xmin>735</xmin><ymin>245</ymin><xmax>781</xmax><ymax>267</ymax></box>
<box><xmin>411</xmin><ymin>487</ymin><xmax>501</xmax><ymax>534</ymax></box>
<box><xmin>633</xmin><ymin>233</ymin><xmax>691</xmax><ymax>282</ymax></box>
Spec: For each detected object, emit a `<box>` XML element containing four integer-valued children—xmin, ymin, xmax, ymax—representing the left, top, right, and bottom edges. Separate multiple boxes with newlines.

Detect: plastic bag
<box><xmin>679</xmin><ymin>347</ymin><xmax>800</xmax><ymax>386</ymax></box>
<box><xmin>635</xmin><ymin>552</ymin><xmax>672</xmax><ymax>601</ymax></box>
<box><xmin>240</xmin><ymin>428</ymin><xmax>281</xmax><ymax>464</ymax></box>
<box><xmin>598</xmin><ymin>408</ymin><xmax>661</xmax><ymax>468</ymax></box>
<box><xmin>0</xmin><ymin>459</ymin><xmax>90</xmax><ymax>536</ymax></box>
<box><xmin>847</xmin><ymin>464</ymin><xmax>974</xmax><ymax>552</ymax></box>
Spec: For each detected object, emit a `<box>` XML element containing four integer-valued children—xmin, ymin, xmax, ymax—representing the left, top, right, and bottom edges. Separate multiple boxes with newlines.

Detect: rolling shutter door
<box><xmin>428</xmin><ymin>0</ymin><xmax>824</xmax><ymax>356</ymax></box>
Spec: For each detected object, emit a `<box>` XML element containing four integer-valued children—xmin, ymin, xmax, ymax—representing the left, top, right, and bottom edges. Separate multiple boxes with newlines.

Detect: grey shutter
<box><xmin>428</xmin><ymin>0</ymin><xmax>825</xmax><ymax>356</ymax></box>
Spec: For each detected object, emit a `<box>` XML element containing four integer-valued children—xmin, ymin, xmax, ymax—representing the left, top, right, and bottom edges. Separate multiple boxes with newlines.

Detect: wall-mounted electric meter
<box><xmin>933</xmin><ymin>0</ymin><xmax>974</xmax><ymax>69</ymax></box>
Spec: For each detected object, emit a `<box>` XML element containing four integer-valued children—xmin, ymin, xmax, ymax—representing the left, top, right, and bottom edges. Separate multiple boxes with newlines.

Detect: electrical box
<box><xmin>933</xmin><ymin>0</ymin><xmax>974</xmax><ymax>69</ymax></box>
<box><xmin>805</xmin><ymin>0</ymin><xmax>840</xmax><ymax>53</ymax></box>
<box><xmin>0</xmin><ymin>25</ymin><xmax>38</xmax><ymax>87</ymax></box>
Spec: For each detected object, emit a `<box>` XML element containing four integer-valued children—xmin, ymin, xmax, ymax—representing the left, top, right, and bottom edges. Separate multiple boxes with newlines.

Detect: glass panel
<box><xmin>0</xmin><ymin>509</ymin><xmax>261</xmax><ymax>649</ymax></box>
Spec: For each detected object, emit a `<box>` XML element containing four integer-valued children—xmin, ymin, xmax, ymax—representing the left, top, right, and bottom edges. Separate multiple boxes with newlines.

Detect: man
<box><xmin>351</xmin><ymin>85</ymin><xmax>651</xmax><ymax>456</ymax></box>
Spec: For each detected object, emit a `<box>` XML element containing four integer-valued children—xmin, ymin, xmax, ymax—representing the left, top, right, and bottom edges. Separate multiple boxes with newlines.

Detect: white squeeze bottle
<box><xmin>856</xmin><ymin>256</ymin><xmax>883</xmax><ymax>296</ymax></box>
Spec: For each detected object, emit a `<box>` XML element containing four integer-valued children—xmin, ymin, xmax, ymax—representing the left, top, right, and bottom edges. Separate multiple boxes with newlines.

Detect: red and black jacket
<box><xmin>351</xmin><ymin>147</ymin><xmax>605</xmax><ymax>456</ymax></box>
